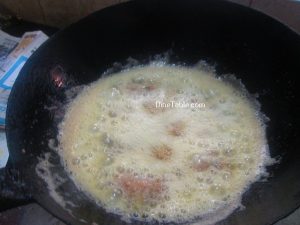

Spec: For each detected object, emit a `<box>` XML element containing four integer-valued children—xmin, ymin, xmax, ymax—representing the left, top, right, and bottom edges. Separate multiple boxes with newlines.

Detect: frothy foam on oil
<box><xmin>35</xmin><ymin>152</ymin><xmax>78</xmax><ymax>218</ymax></box>
<box><xmin>57</xmin><ymin>63</ymin><xmax>273</xmax><ymax>224</ymax></box>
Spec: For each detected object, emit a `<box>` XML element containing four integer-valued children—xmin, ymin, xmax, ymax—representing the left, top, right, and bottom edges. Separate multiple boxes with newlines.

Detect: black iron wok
<box><xmin>1</xmin><ymin>0</ymin><xmax>300</xmax><ymax>224</ymax></box>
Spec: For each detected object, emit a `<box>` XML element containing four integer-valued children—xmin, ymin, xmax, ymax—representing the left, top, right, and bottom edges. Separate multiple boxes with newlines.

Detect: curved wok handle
<box><xmin>0</xmin><ymin>165</ymin><xmax>33</xmax><ymax>211</ymax></box>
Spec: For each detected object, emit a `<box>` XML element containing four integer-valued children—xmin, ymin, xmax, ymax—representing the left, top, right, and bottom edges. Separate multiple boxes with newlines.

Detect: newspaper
<box><xmin>0</xmin><ymin>30</ymin><xmax>20</xmax><ymax>68</ymax></box>
<box><xmin>0</xmin><ymin>30</ymin><xmax>48</xmax><ymax>168</ymax></box>
<box><xmin>0</xmin><ymin>30</ymin><xmax>48</xmax><ymax>127</ymax></box>
<box><xmin>0</xmin><ymin>132</ymin><xmax>9</xmax><ymax>168</ymax></box>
